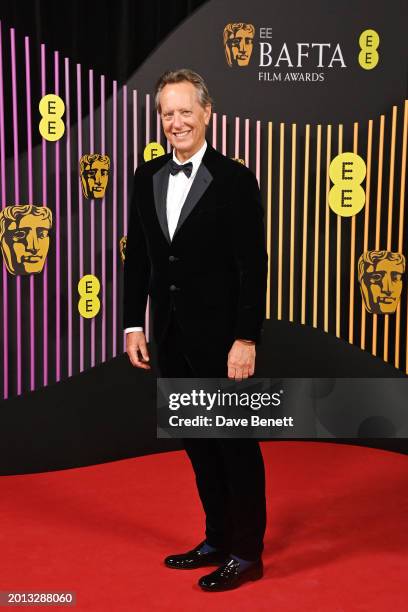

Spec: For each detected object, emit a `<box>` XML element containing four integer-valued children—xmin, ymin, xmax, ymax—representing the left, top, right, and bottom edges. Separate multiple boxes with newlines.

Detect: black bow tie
<box><xmin>169</xmin><ymin>160</ymin><xmax>193</xmax><ymax>178</ymax></box>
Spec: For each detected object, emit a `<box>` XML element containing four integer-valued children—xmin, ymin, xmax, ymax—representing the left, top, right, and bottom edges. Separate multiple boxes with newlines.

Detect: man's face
<box><xmin>81</xmin><ymin>160</ymin><xmax>109</xmax><ymax>198</ymax></box>
<box><xmin>227</xmin><ymin>28</ymin><xmax>254</xmax><ymax>66</ymax></box>
<box><xmin>1</xmin><ymin>214</ymin><xmax>51</xmax><ymax>275</ymax></box>
<box><xmin>159</xmin><ymin>82</ymin><xmax>211</xmax><ymax>162</ymax></box>
<box><xmin>360</xmin><ymin>259</ymin><xmax>404</xmax><ymax>314</ymax></box>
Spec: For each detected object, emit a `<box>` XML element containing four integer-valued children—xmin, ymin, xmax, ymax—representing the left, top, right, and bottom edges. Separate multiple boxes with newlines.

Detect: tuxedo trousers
<box><xmin>157</xmin><ymin>312</ymin><xmax>267</xmax><ymax>561</ymax></box>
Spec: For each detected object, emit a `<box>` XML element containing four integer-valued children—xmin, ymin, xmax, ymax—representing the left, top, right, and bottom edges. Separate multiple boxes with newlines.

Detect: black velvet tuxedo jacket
<box><xmin>123</xmin><ymin>142</ymin><xmax>267</xmax><ymax>372</ymax></box>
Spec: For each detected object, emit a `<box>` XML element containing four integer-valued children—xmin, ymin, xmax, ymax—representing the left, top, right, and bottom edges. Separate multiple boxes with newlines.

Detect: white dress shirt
<box><xmin>125</xmin><ymin>141</ymin><xmax>207</xmax><ymax>334</ymax></box>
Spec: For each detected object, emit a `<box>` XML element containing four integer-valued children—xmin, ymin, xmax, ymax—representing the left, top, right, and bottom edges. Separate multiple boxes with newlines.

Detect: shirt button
<box><xmin>169</xmin><ymin>255</ymin><xmax>177</xmax><ymax>262</ymax></box>
<box><xmin>169</xmin><ymin>284</ymin><xmax>178</xmax><ymax>292</ymax></box>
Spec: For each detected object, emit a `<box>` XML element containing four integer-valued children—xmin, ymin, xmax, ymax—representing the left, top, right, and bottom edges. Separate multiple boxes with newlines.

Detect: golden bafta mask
<box><xmin>119</xmin><ymin>236</ymin><xmax>127</xmax><ymax>264</ymax></box>
<box><xmin>0</xmin><ymin>204</ymin><xmax>52</xmax><ymax>275</ymax></box>
<box><xmin>80</xmin><ymin>154</ymin><xmax>110</xmax><ymax>199</ymax></box>
<box><xmin>358</xmin><ymin>250</ymin><xmax>405</xmax><ymax>314</ymax></box>
<box><xmin>223</xmin><ymin>23</ymin><xmax>255</xmax><ymax>67</ymax></box>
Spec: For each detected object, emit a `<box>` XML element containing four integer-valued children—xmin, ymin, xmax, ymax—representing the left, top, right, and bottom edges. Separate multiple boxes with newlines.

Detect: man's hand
<box><xmin>126</xmin><ymin>331</ymin><xmax>151</xmax><ymax>370</ymax></box>
<box><xmin>227</xmin><ymin>340</ymin><xmax>256</xmax><ymax>380</ymax></box>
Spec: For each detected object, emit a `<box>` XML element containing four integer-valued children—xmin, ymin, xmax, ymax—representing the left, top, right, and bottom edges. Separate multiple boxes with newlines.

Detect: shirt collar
<box><xmin>172</xmin><ymin>140</ymin><xmax>207</xmax><ymax>175</ymax></box>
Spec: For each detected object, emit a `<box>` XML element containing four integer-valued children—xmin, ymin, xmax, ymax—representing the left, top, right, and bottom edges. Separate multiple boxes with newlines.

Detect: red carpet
<box><xmin>0</xmin><ymin>442</ymin><xmax>407</xmax><ymax>611</ymax></box>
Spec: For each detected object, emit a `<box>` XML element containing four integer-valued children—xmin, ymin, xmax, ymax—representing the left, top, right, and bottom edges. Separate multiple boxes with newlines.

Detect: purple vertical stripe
<box><xmin>25</xmin><ymin>37</ymin><xmax>35</xmax><ymax>391</ymax></box>
<box><xmin>54</xmin><ymin>51</ymin><xmax>61</xmax><ymax>382</ymax></box>
<box><xmin>234</xmin><ymin>117</ymin><xmax>240</xmax><ymax>158</ymax></box>
<box><xmin>131</xmin><ymin>91</ymin><xmax>140</xmax><ymax>337</ymax></box>
<box><xmin>165</xmin><ymin>95</ymin><xmax>170</xmax><ymax>152</ymax></box>
<box><xmin>131</xmin><ymin>89</ymin><xmax>138</xmax><ymax>341</ymax></box>
<box><xmin>0</xmin><ymin>22</ymin><xmax>8</xmax><ymax>398</ymax></box>
<box><xmin>212</xmin><ymin>112</ymin><xmax>217</xmax><ymax>149</ymax></box>
<box><xmin>144</xmin><ymin>95</ymin><xmax>150</xmax><ymax>340</ymax></box>
<box><xmin>10</xmin><ymin>29</ymin><xmax>22</xmax><ymax>396</ymax></box>
<box><xmin>123</xmin><ymin>87</ymin><xmax>128</xmax><ymax>236</ymax></box>
<box><xmin>123</xmin><ymin>85</ymin><xmax>128</xmax><ymax>352</ymax></box>
<box><xmin>131</xmin><ymin>88</ymin><xmax>138</xmax><ymax>335</ymax></box>
<box><xmin>222</xmin><ymin>115</ymin><xmax>227</xmax><ymax>156</ymax></box>
<box><xmin>77</xmin><ymin>64</ymin><xmax>84</xmax><ymax>371</ymax></box>
<box><xmin>41</xmin><ymin>44</ymin><xmax>48</xmax><ymax>387</ymax></box>
<box><xmin>101</xmin><ymin>75</ymin><xmax>106</xmax><ymax>363</ymax></box>
<box><xmin>133</xmin><ymin>89</ymin><xmax>138</xmax><ymax>171</ymax></box>
<box><xmin>65</xmin><ymin>58</ymin><xmax>73</xmax><ymax>377</ymax></box>
<box><xmin>112</xmin><ymin>81</ymin><xmax>118</xmax><ymax>356</ymax></box>
<box><xmin>255</xmin><ymin>120</ymin><xmax>261</xmax><ymax>185</ymax></box>
<box><xmin>89</xmin><ymin>69</ymin><xmax>95</xmax><ymax>367</ymax></box>
<box><xmin>145</xmin><ymin>94</ymin><xmax>150</xmax><ymax>144</ymax></box>
<box><xmin>89</xmin><ymin>71</ymin><xmax>94</xmax><ymax>151</ymax></box>
<box><xmin>244</xmin><ymin>118</ymin><xmax>250</xmax><ymax>166</ymax></box>
<box><xmin>10</xmin><ymin>32</ymin><xmax>19</xmax><ymax>197</ymax></box>
<box><xmin>156</xmin><ymin>110</ymin><xmax>161</xmax><ymax>143</ymax></box>
<box><xmin>0</xmin><ymin>24</ymin><xmax>6</xmax><ymax>204</ymax></box>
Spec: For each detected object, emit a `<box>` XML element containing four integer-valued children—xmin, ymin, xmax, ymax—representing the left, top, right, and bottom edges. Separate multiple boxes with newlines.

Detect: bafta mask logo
<box><xmin>0</xmin><ymin>204</ymin><xmax>52</xmax><ymax>275</ymax></box>
<box><xmin>223</xmin><ymin>23</ymin><xmax>255</xmax><ymax>67</ymax></box>
<box><xmin>119</xmin><ymin>236</ymin><xmax>127</xmax><ymax>264</ymax></box>
<box><xmin>80</xmin><ymin>154</ymin><xmax>110</xmax><ymax>199</ymax></box>
<box><xmin>358</xmin><ymin>250</ymin><xmax>405</xmax><ymax>314</ymax></box>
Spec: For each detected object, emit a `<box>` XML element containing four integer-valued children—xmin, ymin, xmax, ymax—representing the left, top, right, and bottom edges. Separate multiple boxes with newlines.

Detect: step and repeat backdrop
<box><xmin>0</xmin><ymin>0</ymin><xmax>407</xmax><ymax>466</ymax></box>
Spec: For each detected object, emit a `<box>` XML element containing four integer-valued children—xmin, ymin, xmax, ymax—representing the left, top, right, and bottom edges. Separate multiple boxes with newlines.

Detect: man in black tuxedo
<box><xmin>123</xmin><ymin>69</ymin><xmax>267</xmax><ymax>591</ymax></box>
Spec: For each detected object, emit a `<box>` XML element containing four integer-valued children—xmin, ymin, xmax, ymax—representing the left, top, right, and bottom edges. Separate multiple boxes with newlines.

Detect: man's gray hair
<box><xmin>154</xmin><ymin>69</ymin><xmax>213</xmax><ymax>113</ymax></box>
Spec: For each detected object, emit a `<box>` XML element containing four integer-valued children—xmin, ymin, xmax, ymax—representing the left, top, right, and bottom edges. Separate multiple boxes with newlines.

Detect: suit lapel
<box><xmin>153</xmin><ymin>160</ymin><xmax>171</xmax><ymax>244</ymax></box>
<box><xmin>172</xmin><ymin>162</ymin><xmax>213</xmax><ymax>240</ymax></box>
<box><xmin>152</xmin><ymin>145</ymin><xmax>214</xmax><ymax>244</ymax></box>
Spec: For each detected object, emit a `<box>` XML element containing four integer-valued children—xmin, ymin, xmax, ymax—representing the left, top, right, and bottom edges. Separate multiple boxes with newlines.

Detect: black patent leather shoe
<box><xmin>164</xmin><ymin>541</ymin><xmax>229</xmax><ymax>570</ymax></box>
<box><xmin>198</xmin><ymin>558</ymin><xmax>263</xmax><ymax>591</ymax></box>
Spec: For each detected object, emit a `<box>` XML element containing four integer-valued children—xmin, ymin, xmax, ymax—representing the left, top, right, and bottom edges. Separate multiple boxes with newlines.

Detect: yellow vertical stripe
<box><xmin>395</xmin><ymin>101</ymin><xmax>408</xmax><ymax>370</ymax></box>
<box><xmin>372</xmin><ymin>115</ymin><xmax>385</xmax><ymax>356</ymax></box>
<box><xmin>360</xmin><ymin>120</ymin><xmax>373</xmax><ymax>351</ymax></box>
<box><xmin>313</xmin><ymin>125</ymin><xmax>322</xmax><ymax>328</ymax></box>
<box><xmin>348</xmin><ymin>123</ymin><xmax>359</xmax><ymax>344</ymax></box>
<box><xmin>301</xmin><ymin>125</ymin><xmax>310</xmax><ymax>325</ymax></box>
<box><xmin>384</xmin><ymin>106</ymin><xmax>398</xmax><ymax>362</ymax></box>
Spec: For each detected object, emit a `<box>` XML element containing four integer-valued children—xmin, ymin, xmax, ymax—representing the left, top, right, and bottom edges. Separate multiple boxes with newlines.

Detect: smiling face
<box><xmin>361</xmin><ymin>259</ymin><xmax>404</xmax><ymax>314</ymax></box>
<box><xmin>159</xmin><ymin>81</ymin><xmax>211</xmax><ymax>162</ymax></box>
<box><xmin>1</xmin><ymin>213</ymin><xmax>51</xmax><ymax>275</ymax></box>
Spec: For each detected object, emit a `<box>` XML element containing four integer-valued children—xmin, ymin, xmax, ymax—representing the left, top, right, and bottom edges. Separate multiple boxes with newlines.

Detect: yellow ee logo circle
<box><xmin>329</xmin><ymin>152</ymin><xmax>367</xmax><ymax>217</ymax></box>
<box><xmin>78</xmin><ymin>274</ymin><xmax>101</xmax><ymax>318</ymax></box>
<box><xmin>39</xmin><ymin>94</ymin><xmax>65</xmax><ymax>141</ymax></box>
<box><xmin>143</xmin><ymin>142</ymin><xmax>165</xmax><ymax>161</ymax></box>
<box><xmin>358</xmin><ymin>29</ymin><xmax>380</xmax><ymax>70</ymax></box>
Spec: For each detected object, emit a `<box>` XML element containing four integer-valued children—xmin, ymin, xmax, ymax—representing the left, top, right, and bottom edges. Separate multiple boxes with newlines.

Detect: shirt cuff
<box><xmin>125</xmin><ymin>327</ymin><xmax>143</xmax><ymax>333</ymax></box>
